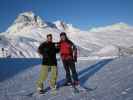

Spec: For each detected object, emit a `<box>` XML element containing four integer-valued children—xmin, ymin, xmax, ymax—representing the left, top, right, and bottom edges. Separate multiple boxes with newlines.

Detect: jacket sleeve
<box><xmin>38</xmin><ymin>42</ymin><xmax>45</xmax><ymax>55</ymax></box>
<box><xmin>73</xmin><ymin>44</ymin><xmax>78</xmax><ymax>62</ymax></box>
<box><xmin>69</xmin><ymin>40</ymin><xmax>78</xmax><ymax>62</ymax></box>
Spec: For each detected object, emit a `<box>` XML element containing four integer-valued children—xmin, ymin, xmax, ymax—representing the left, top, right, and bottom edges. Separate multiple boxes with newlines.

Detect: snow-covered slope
<box><xmin>54</xmin><ymin>20</ymin><xmax>80</xmax><ymax>32</ymax></box>
<box><xmin>0</xmin><ymin>12</ymin><xmax>61</xmax><ymax>58</ymax></box>
<box><xmin>92</xmin><ymin>45</ymin><xmax>120</xmax><ymax>57</ymax></box>
<box><xmin>0</xmin><ymin>11</ymin><xmax>133</xmax><ymax>58</ymax></box>
<box><xmin>89</xmin><ymin>23</ymin><xmax>133</xmax><ymax>48</ymax></box>
<box><xmin>6</xmin><ymin>11</ymin><xmax>47</xmax><ymax>34</ymax></box>
<box><xmin>0</xmin><ymin>57</ymin><xmax>133</xmax><ymax>100</ymax></box>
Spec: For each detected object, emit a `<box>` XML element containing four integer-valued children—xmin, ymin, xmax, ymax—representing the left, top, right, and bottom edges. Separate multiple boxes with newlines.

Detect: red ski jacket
<box><xmin>59</xmin><ymin>40</ymin><xmax>77</xmax><ymax>61</ymax></box>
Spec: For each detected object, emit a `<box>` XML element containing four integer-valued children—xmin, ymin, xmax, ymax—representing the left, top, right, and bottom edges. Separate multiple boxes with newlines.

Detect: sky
<box><xmin>0</xmin><ymin>0</ymin><xmax>133</xmax><ymax>32</ymax></box>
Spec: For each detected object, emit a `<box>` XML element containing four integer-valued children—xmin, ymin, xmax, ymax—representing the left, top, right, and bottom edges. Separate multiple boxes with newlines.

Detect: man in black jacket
<box><xmin>36</xmin><ymin>34</ymin><xmax>59</xmax><ymax>94</ymax></box>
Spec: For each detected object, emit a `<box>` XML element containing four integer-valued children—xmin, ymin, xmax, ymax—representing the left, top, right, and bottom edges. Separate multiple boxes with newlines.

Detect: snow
<box><xmin>54</xmin><ymin>20</ymin><xmax>80</xmax><ymax>32</ymax></box>
<box><xmin>78</xmin><ymin>56</ymin><xmax>118</xmax><ymax>61</ymax></box>
<box><xmin>6</xmin><ymin>11</ymin><xmax>47</xmax><ymax>34</ymax></box>
<box><xmin>0</xmin><ymin>11</ymin><xmax>133</xmax><ymax>58</ymax></box>
<box><xmin>0</xmin><ymin>57</ymin><xmax>133</xmax><ymax>100</ymax></box>
<box><xmin>0</xmin><ymin>10</ymin><xmax>133</xmax><ymax>100</ymax></box>
<box><xmin>89</xmin><ymin>22</ymin><xmax>132</xmax><ymax>32</ymax></box>
<box><xmin>93</xmin><ymin>45</ymin><xmax>120</xmax><ymax>57</ymax></box>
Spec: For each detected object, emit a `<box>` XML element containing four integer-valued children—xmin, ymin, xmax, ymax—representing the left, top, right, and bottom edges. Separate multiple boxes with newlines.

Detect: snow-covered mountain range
<box><xmin>0</xmin><ymin>11</ymin><xmax>133</xmax><ymax>58</ymax></box>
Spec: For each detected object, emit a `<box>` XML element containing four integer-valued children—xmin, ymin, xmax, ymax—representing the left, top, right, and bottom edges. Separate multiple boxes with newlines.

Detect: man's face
<box><xmin>47</xmin><ymin>36</ymin><xmax>52</xmax><ymax>42</ymax></box>
<box><xmin>60</xmin><ymin>35</ymin><xmax>66</xmax><ymax>41</ymax></box>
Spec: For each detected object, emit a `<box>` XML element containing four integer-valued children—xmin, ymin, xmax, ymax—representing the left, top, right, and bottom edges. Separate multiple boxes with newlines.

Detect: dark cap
<box><xmin>60</xmin><ymin>32</ymin><xmax>66</xmax><ymax>36</ymax></box>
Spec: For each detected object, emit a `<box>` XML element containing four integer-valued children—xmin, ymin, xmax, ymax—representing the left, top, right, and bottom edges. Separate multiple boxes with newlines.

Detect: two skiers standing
<box><xmin>36</xmin><ymin>32</ymin><xmax>79</xmax><ymax>94</ymax></box>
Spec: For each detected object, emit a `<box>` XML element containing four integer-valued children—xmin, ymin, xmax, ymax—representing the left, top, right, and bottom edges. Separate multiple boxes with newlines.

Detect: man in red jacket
<box><xmin>59</xmin><ymin>32</ymin><xmax>79</xmax><ymax>86</ymax></box>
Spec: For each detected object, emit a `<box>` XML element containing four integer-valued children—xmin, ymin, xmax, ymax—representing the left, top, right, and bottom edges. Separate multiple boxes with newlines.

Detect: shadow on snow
<box><xmin>46</xmin><ymin>59</ymin><xmax>114</xmax><ymax>91</ymax></box>
<box><xmin>0</xmin><ymin>58</ymin><xmax>41</xmax><ymax>82</ymax></box>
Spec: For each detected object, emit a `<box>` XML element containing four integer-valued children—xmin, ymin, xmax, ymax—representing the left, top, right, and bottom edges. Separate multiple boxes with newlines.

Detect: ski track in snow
<box><xmin>0</xmin><ymin>57</ymin><xmax>133</xmax><ymax>100</ymax></box>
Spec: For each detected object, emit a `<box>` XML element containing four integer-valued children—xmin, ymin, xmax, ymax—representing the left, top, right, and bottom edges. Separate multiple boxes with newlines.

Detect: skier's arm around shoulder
<box><xmin>54</xmin><ymin>42</ymin><xmax>60</xmax><ymax>53</ymax></box>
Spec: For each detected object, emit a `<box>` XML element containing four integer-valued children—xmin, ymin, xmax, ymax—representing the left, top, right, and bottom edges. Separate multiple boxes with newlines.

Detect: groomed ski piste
<box><xmin>0</xmin><ymin>56</ymin><xmax>133</xmax><ymax>100</ymax></box>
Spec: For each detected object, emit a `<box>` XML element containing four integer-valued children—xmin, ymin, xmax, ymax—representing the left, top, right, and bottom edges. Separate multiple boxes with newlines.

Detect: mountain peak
<box><xmin>54</xmin><ymin>20</ymin><xmax>68</xmax><ymax>31</ymax></box>
<box><xmin>14</xmin><ymin>11</ymin><xmax>36</xmax><ymax>24</ymax></box>
<box><xmin>89</xmin><ymin>22</ymin><xmax>131</xmax><ymax>32</ymax></box>
<box><xmin>54</xmin><ymin>20</ymin><xmax>80</xmax><ymax>32</ymax></box>
<box><xmin>20</xmin><ymin>11</ymin><xmax>35</xmax><ymax>18</ymax></box>
<box><xmin>6</xmin><ymin>11</ymin><xmax>47</xmax><ymax>33</ymax></box>
<box><xmin>14</xmin><ymin>11</ymin><xmax>45</xmax><ymax>26</ymax></box>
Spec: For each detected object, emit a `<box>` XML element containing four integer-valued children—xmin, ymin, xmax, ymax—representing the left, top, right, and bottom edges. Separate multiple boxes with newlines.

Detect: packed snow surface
<box><xmin>0</xmin><ymin>57</ymin><xmax>133</xmax><ymax>100</ymax></box>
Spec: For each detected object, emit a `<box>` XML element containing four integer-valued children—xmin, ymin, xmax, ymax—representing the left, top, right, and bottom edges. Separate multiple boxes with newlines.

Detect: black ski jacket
<box><xmin>38</xmin><ymin>41</ymin><xmax>59</xmax><ymax>66</ymax></box>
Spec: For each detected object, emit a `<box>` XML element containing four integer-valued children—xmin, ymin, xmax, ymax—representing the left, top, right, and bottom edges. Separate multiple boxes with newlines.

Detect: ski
<box><xmin>25</xmin><ymin>88</ymin><xmax>58</xmax><ymax>97</ymax></box>
<box><xmin>71</xmin><ymin>85</ymin><xmax>97</xmax><ymax>96</ymax></box>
